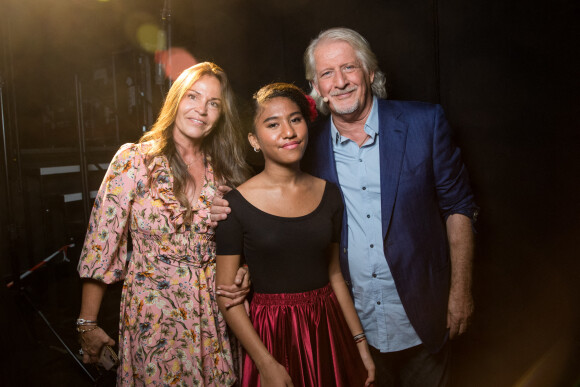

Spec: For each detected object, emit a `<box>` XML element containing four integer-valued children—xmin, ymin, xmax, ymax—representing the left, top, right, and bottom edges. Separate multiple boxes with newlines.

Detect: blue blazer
<box><xmin>303</xmin><ymin>99</ymin><xmax>477</xmax><ymax>353</ymax></box>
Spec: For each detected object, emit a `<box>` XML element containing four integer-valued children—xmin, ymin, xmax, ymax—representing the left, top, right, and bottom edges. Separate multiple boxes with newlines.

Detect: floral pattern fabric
<box><xmin>78</xmin><ymin>142</ymin><xmax>236</xmax><ymax>386</ymax></box>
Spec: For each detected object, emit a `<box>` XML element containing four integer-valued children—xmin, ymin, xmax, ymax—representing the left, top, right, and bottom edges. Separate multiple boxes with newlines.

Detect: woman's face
<box><xmin>173</xmin><ymin>74</ymin><xmax>222</xmax><ymax>145</ymax></box>
<box><xmin>250</xmin><ymin>97</ymin><xmax>308</xmax><ymax>166</ymax></box>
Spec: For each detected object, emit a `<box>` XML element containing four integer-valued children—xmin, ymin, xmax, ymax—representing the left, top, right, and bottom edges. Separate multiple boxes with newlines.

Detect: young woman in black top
<box><xmin>215</xmin><ymin>83</ymin><xmax>374</xmax><ymax>386</ymax></box>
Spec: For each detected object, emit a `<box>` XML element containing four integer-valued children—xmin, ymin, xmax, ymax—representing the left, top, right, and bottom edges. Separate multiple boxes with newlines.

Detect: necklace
<box><xmin>184</xmin><ymin>154</ymin><xmax>204</xmax><ymax>170</ymax></box>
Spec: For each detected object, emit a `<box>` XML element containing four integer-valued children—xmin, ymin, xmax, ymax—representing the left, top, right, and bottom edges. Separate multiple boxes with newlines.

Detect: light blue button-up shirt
<box><xmin>331</xmin><ymin>97</ymin><xmax>421</xmax><ymax>352</ymax></box>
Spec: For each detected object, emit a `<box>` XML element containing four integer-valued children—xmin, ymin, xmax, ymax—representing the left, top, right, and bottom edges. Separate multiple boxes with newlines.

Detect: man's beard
<box><xmin>332</xmin><ymin>99</ymin><xmax>359</xmax><ymax>115</ymax></box>
<box><xmin>329</xmin><ymin>86</ymin><xmax>359</xmax><ymax>115</ymax></box>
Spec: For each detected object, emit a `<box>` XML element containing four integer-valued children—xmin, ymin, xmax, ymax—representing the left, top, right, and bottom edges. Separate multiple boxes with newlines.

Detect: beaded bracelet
<box><xmin>77</xmin><ymin>325</ymin><xmax>99</xmax><ymax>334</ymax></box>
<box><xmin>355</xmin><ymin>336</ymin><xmax>367</xmax><ymax>344</ymax></box>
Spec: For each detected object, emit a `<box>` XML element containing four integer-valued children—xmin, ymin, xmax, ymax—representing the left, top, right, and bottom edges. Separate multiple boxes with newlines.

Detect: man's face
<box><xmin>312</xmin><ymin>40</ymin><xmax>374</xmax><ymax>119</ymax></box>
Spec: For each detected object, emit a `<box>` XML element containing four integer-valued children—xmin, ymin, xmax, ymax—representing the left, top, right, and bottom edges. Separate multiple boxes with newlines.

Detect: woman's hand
<box><xmin>216</xmin><ymin>265</ymin><xmax>251</xmax><ymax>309</ymax></box>
<box><xmin>78</xmin><ymin>326</ymin><xmax>115</xmax><ymax>364</ymax></box>
<box><xmin>357</xmin><ymin>341</ymin><xmax>376</xmax><ymax>386</ymax></box>
<box><xmin>258</xmin><ymin>358</ymin><xmax>294</xmax><ymax>387</ymax></box>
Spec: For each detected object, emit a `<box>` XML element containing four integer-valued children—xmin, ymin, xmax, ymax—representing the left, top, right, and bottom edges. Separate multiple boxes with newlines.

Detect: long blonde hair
<box><xmin>140</xmin><ymin>62</ymin><xmax>251</xmax><ymax>216</ymax></box>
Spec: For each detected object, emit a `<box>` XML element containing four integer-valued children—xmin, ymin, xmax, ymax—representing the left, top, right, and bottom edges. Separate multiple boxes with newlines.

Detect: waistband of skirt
<box><xmin>252</xmin><ymin>283</ymin><xmax>333</xmax><ymax>305</ymax></box>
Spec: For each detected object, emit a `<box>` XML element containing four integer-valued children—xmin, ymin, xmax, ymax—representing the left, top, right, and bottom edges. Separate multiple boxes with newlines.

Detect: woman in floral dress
<box><xmin>76</xmin><ymin>62</ymin><xmax>251</xmax><ymax>386</ymax></box>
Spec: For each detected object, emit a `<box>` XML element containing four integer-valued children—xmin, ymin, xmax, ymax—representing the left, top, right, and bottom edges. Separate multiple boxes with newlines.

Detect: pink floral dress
<box><xmin>78</xmin><ymin>142</ymin><xmax>237</xmax><ymax>386</ymax></box>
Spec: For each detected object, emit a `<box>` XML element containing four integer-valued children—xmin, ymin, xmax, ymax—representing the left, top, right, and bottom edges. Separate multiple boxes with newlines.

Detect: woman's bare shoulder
<box><xmin>235</xmin><ymin>174</ymin><xmax>265</xmax><ymax>197</ymax></box>
<box><xmin>300</xmin><ymin>173</ymin><xmax>327</xmax><ymax>194</ymax></box>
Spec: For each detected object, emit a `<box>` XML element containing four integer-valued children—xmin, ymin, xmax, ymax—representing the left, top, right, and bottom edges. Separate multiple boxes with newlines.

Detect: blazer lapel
<box><xmin>378</xmin><ymin>100</ymin><xmax>408</xmax><ymax>240</ymax></box>
<box><xmin>314</xmin><ymin>104</ymin><xmax>407</xmax><ymax>241</ymax></box>
<box><xmin>313</xmin><ymin>119</ymin><xmax>340</xmax><ymax>184</ymax></box>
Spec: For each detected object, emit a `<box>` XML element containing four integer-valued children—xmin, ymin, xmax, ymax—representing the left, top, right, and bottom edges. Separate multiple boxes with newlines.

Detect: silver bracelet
<box><xmin>76</xmin><ymin>318</ymin><xmax>98</xmax><ymax>326</ymax></box>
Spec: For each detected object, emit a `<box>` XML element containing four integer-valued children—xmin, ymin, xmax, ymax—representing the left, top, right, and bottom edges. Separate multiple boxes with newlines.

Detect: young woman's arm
<box><xmin>216</xmin><ymin>255</ymin><xmax>293</xmax><ymax>387</ymax></box>
<box><xmin>327</xmin><ymin>243</ymin><xmax>376</xmax><ymax>387</ymax></box>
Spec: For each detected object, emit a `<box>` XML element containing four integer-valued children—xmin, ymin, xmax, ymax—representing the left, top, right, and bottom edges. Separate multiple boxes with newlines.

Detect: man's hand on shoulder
<box><xmin>210</xmin><ymin>185</ymin><xmax>232</xmax><ymax>228</ymax></box>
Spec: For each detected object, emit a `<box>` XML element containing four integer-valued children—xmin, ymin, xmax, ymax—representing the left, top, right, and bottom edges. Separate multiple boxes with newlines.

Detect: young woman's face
<box><xmin>173</xmin><ymin>75</ymin><xmax>222</xmax><ymax>144</ymax></box>
<box><xmin>250</xmin><ymin>97</ymin><xmax>308</xmax><ymax>166</ymax></box>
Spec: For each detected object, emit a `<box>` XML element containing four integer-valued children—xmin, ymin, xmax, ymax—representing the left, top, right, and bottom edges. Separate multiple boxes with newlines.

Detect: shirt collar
<box><xmin>331</xmin><ymin>96</ymin><xmax>379</xmax><ymax>145</ymax></box>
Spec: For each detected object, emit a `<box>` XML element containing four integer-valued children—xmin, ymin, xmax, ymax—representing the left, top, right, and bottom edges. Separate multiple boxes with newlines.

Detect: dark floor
<box><xmin>1</xmin><ymin>244</ymin><xmax>579</xmax><ymax>387</ymax></box>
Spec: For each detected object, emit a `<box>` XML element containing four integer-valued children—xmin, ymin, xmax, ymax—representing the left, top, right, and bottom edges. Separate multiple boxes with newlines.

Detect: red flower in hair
<box><xmin>304</xmin><ymin>95</ymin><xmax>318</xmax><ymax>122</ymax></box>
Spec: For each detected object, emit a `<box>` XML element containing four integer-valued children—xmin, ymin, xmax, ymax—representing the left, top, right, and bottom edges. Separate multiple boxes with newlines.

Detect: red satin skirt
<box><xmin>241</xmin><ymin>283</ymin><xmax>368</xmax><ymax>387</ymax></box>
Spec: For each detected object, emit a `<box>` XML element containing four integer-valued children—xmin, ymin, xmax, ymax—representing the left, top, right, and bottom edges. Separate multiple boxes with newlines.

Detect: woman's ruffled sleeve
<box><xmin>77</xmin><ymin>143</ymin><xmax>139</xmax><ymax>284</ymax></box>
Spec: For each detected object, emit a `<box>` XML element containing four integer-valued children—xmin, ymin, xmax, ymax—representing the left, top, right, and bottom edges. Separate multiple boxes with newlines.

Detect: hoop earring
<box><xmin>253</xmin><ymin>147</ymin><xmax>260</xmax><ymax>153</ymax></box>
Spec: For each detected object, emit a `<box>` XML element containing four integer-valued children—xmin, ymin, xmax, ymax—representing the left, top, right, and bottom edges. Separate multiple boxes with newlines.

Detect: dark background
<box><xmin>1</xmin><ymin>0</ymin><xmax>578</xmax><ymax>386</ymax></box>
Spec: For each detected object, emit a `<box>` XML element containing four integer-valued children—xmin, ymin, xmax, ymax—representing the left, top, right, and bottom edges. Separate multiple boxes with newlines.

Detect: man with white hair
<box><xmin>299</xmin><ymin>27</ymin><xmax>477</xmax><ymax>386</ymax></box>
<box><xmin>213</xmin><ymin>27</ymin><xmax>477</xmax><ymax>386</ymax></box>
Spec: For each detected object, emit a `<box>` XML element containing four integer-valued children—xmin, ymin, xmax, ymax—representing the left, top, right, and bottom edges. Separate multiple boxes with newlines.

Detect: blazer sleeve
<box><xmin>432</xmin><ymin>105</ymin><xmax>478</xmax><ymax>221</ymax></box>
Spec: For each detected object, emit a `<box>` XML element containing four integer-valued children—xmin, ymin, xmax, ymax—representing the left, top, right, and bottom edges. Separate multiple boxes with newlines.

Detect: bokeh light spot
<box><xmin>155</xmin><ymin>48</ymin><xmax>198</xmax><ymax>82</ymax></box>
<box><xmin>136</xmin><ymin>23</ymin><xmax>161</xmax><ymax>53</ymax></box>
